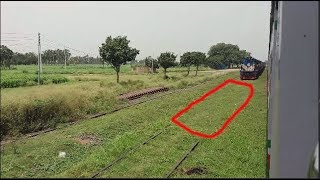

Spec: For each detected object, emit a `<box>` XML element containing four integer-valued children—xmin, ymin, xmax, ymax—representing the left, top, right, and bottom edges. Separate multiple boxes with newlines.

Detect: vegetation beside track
<box><xmin>1</xmin><ymin>70</ymin><xmax>267</xmax><ymax>178</ymax></box>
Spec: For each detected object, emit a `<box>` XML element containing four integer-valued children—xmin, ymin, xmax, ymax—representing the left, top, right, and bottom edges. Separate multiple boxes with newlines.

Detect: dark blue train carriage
<box><xmin>240</xmin><ymin>57</ymin><xmax>265</xmax><ymax>80</ymax></box>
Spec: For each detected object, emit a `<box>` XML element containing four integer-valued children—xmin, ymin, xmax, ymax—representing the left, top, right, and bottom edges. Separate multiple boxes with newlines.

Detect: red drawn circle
<box><xmin>171</xmin><ymin>79</ymin><xmax>254</xmax><ymax>139</ymax></box>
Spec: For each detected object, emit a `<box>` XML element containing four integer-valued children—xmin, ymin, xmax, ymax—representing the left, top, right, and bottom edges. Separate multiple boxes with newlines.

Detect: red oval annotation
<box><xmin>171</xmin><ymin>79</ymin><xmax>254</xmax><ymax>139</ymax></box>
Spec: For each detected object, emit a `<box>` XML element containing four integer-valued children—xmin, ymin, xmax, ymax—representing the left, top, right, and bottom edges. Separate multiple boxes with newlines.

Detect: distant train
<box><xmin>240</xmin><ymin>57</ymin><xmax>265</xmax><ymax>80</ymax></box>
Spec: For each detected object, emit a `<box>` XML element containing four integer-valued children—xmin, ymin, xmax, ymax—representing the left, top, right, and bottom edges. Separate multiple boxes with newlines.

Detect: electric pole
<box><xmin>37</xmin><ymin>33</ymin><xmax>41</xmax><ymax>85</ymax></box>
<box><xmin>64</xmin><ymin>46</ymin><xmax>67</xmax><ymax>69</ymax></box>
<box><xmin>39</xmin><ymin>33</ymin><xmax>42</xmax><ymax>74</ymax></box>
<box><xmin>87</xmin><ymin>54</ymin><xmax>89</xmax><ymax>63</ymax></box>
<box><xmin>152</xmin><ymin>53</ymin><xmax>154</xmax><ymax>74</ymax></box>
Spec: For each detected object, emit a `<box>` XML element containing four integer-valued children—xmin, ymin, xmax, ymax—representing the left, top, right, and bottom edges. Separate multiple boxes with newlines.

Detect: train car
<box><xmin>240</xmin><ymin>57</ymin><xmax>265</xmax><ymax>80</ymax></box>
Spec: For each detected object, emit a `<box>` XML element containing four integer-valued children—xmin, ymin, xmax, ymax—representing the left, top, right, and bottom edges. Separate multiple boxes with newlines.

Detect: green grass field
<box><xmin>0</xmin><ymin>64</ymin><xmax>233</xmax><ymax>139</ymax></box>
<box><xmin>0</xmin><ymin>64</ymin><xmax>212</xmax><ymax>88</ymax></box>
<box><xmin>0</xmin><ymin>70</ymin><xmax>267</xmax><ymax>178</ymax></box>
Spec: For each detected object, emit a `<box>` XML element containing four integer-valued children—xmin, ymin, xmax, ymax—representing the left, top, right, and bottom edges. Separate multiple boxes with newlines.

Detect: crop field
<box><xmin>0</xmin><ymin>65</ymin><xmax>267</xmax><ymax>178</ymax></box>
<box><xmin>0</xmin><ymin>65</ymin><xmax>129</xmax><ymax>88</ymax></box>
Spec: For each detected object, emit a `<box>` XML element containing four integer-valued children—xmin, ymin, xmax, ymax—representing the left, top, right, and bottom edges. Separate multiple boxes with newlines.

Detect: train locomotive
<box><xmin>240</xmin><ymin>57</ymin><xmax>265</xmax><ymax>80</ymax></box>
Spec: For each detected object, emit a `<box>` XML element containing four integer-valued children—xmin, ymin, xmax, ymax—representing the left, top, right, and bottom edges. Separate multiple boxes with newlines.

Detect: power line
<box><xmin>42</xmin><ymin>41</ymin><xmax>87</xmax><ymax>57</ymax></box>
<box><xmin>1</xmin><ymin>39</ymin><xmax>36</xmax><ymax>41</ymax></box>
<box><xmin>0</xmin><ymin>36</ymin><xmax>36</xmax><ymax>39</ymax></box>
<box><xmin>2</xmin><ymin>32</ymin><xmax>98</xmax><ymax>57</ymax></box>
<box><xmin>41</xmin><ymin>35</ymin><xmax>97</xmax><ymax>57</ymax></box>
<box><xmin>1</xmin><ymin>42</ymin><xmax>36</xmax><ymax>46</ymax></box>
<box><xmin>1</xmin><ymin>32</ymin><xmax>35</xmax><ymax>35</ymax></box>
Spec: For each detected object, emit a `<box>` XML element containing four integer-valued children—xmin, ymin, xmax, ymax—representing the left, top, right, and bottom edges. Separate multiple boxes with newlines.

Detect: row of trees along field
<box><xmin>0</xmin><ymin>45</ymin><xmax>104</xmax><ymax>69</ymax></box>
<box><xmin>98</xmin><ymin>36</ymin><xmax>251</xmax><ymax>82</ymax></box>
<box><xmin>1</xmin><ymin>36</ymin><xmax>251</xmax><ymax>82</ymax></box>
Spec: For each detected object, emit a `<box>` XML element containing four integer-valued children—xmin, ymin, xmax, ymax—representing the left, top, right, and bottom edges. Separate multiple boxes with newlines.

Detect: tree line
<box><xmin>99</xmin><ymin>36</ymin><xmax>252</xmax><ymax>82</ymax></box>
<box><xmin>0</xmin><ymin>45</ymin><xmax>103</xmax><ymax>69</ymax></box>
<box><xmin>1</xmin><ymin>36</ymin><xmax>252</xmax><ymax>83</ymax></box>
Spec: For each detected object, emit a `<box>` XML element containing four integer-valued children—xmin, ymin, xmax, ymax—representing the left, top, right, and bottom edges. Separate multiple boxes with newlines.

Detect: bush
<box><xmin>119</xmin><ymin>79</ymin><xmax>144</xmax><ymax>88</ymax></box>
<box><xmin>177</xmin><ymin>80</ymin><xmax>189</xmax><ymax>89</ymax></box>
<box><xmin>0</xmin><ymin>93</ymin><xmax>90</xmax><ymax>139</ymax></box>
<box><xmin>100</xmin><ymin>81</ymin><xmax>116</xmax><ymax>87</ymax></box>
<box><xmin>87</xmin><ymin>90</ymin><xmax>118</xmax><ymax>114</ymax></box>
<box><xmin>169</xmin><ymin>76</ymin><xmax>182</xmax><ymax>81</ymax></box>
<box><xmin>0</xmin><ymin>79</ymin><xmax>27</xmax><ymax>88</ymax></box>
<box><xmin>199</xmin><ymin>77</ymin><xmax>212</xmax><ymax>83</ymax></box>
<box><xmin>0</xmin><ymin>73</ymin><xmax>69</xmax><ymax>88</ymax></box>
<box><xmin>52</xmin><ymin>76</ymin><xmax>69</xmax><ymax>84</ymax></box>
<box><xmin>0</xmin><ymin>82</ymin><xmax>125</xmax><ymax>139</ymax></box>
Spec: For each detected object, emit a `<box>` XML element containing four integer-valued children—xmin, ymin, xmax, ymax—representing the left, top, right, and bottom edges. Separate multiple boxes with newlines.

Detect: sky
<box><xmin>1</xmin><ymin>1</ymin><xmax>271</xmax><ymax>61</ymax></box>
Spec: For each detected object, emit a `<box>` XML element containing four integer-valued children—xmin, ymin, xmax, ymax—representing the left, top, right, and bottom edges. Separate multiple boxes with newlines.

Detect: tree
<box><xmin>42</xmin><ymin>49</ymin><xmax>55</xmax><ymax>65</ymax></box>
<box><xmin>205</xmin><ymin>55</ymin><xmax>225</xmax><ymax>69</ymax></box>
<box><xmin>180</xmin><ymin>52</ymin><xmax>193</xmax><ymax>76</ymax></box>
<box><xmin>208</xmin><ymin>43</ymin><xmax>250</xmax><ymax>68</ymax></box>
<box><xmin>144</xmin><ymin>56</ymin><xmax>159</xmax><ymax>73</ymax></box>
<box><xmin>236</xmin><ymin>50</ymin><xmax>251</xmax><ymax>67</ymax></box>
<box><xmin>63</xmin><ymin>49</ymin><xmax>71</xmax><ymax>66</ymax></box>
<box><xmin>24</xmin><ymin>52</ymin><xmax>38</xmax><ymax>65</ymax></box>
<box><xmin>192</xmin><ymin>52</ymin><xmax>206</xmax><ymax>76</ymax></box>
<box><xmin>12</xmin><ymin>52</ymin><xmax>25</xmax><ymax>65</ymax></box>
<box><xmin>158</xmin><ymin>52</ymin><xmax>177</xmax><ymax>78</ymax></box>
<box><xmin>99</xmin><ymin>36</ymin><xmax>139</xmax><ymax>83</ymax></box>
<box><xmin>0</xmin><ymin>45</ymin><xmax>14</xmax><ymax>69</ymax></box>
<box><xmin>180</xmin><ymin>51</ymin><xmax>206</xmax><ymax>76</ymax></box>
<box><xmin>42</xmin><ymin>49</ymin><xmax>71</xmax><ymax>65</ymax></box>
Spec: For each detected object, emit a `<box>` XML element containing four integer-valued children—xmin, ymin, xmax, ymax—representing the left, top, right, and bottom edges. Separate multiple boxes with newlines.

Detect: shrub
<box><xmin>177</xmin><ymin>80</ymin><xmax>189</xmax><ymax>89</ymax></box>
<box><xmin>52</xmin><ymin>76</ymin><xmax>69</xmax><ymax>84</ymax></box>
<box><xmin>0</xmin><ymin>80</ymin><xmax>126</xmax><ymax>140</ymax></box>
<box><xmin>170</xmin><ymin>76</ymin><xmax>182</xmax><ymax>81</ymax></box>
<box><xmin>0</xmin><ymin>92</ymin><xmax>90</xmax><ymax>139</ymax></box>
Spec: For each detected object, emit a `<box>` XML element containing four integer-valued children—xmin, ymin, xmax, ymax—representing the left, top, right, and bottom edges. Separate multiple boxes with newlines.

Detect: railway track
<box><xmin>118</xmin><ymin>87</ymin><xmax>169</xmax><ymax>100</ymax></box>
<box><xmin>164</xmin><ymin>141</ymin><xmax>200</xmax><ymax>178</ymax></box>
<box><xmin>90</xmin><ymin>122</ymin><xmax>201</xmax><ymax>178</ymax></box>
<box><xmin>91</xmin><ymin>124</ymin><xmax>172</xmax><ymax>178</ymax></box>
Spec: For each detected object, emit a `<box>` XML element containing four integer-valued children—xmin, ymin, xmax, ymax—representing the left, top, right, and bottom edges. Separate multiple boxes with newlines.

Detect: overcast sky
<box><xmin>1</xmin><ymin>1</ymin><xmax>271</xmax><ymax>61</ymax></box>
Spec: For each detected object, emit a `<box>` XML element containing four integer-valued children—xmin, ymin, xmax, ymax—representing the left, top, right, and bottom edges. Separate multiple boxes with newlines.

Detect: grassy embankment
<box><xmin>0</xmin><ymin>64</ymin><xmax>230</xmax><ymax>139</ymax></box>
<box><xmin>1</xmin><ymin>70</ymin><xmax>267</xmax><ymax>178</ymax></box>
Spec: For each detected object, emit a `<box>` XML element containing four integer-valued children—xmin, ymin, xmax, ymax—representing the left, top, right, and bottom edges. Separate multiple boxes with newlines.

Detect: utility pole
<box><xmin>64</xmin><ymin>46</ymin><xmax>67</xmax><ymax>69</ymax></box>
<box><xmin>152</xmin><ymin>53</ymin><xmax>154</xmax><ymax>74</ymax></box>
<box><xmin>39</xmin><ymin>33</ymin><xmax>42</xmax><ymax>74</ymax></box>
<box><xmin>37</xmin><ymin>33</ymin><xmax>41</xmax><ymax>85</ymax></box>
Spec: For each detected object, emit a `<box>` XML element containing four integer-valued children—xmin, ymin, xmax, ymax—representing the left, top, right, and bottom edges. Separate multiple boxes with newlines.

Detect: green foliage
<box><xmin>208</xmin><ymin>42</ymin><xmax>251</xmax><ymax>68</ymax></box>
<box><xmin>177</xmin><ymin>80</ymin><xmax>189</xmax><ymax>89</ymax></box>
<box><xmin>0</xmin><ymin>95</ymin><xmax>89</xmax><ymax>138</ymax></box>
<box><xmin>192</xmin><ymin>52</ymin><xmax>206</xmax><ymax>67</ymax></box>
<box><xmin>158</xmin><ymin>52</ymin><xmax>177</xmax><ymax>78</ymax></box>
<box><xmin>144</xmin><ymin>56</ymin><xmax>159</xmax><ymax>70</ymax></box>
<box><xmin>69</xmin><ymin>55</ymin><xmax>102</xmax><ymax>65</ymax></box>
<box><xmin>88</xmin><ymin>90</ymin><xmax>119</xmax><ymax>114</ymax></box>
<box><xmin>0</xmin><ymin>72</ymin><xmax>69</xmax><ymax>88</ymax></box>
<box><xmin>0</xmin><ymin>71</ymin><xmax>267</xmax><ymax>178</ymax></box>
<box><xmin>205</xmin><ymin>55</ymin><xmax>225</xmax><ymax>69</ymax></box>
<box><xmin>52</xmin><ymin>76</ymin><xmax>69</xmax><ymax>84</ymax></box>
<box><xmin>180</xmin><ymin>52</ymin><xmax>193</xmax><ymax>75</ymax></box>
<box><xmin>99</xmin><ymin>36</ymin><xmax>140</xmax><ymax>83</ymax></box>
<box><xmin>119</xmin><ymin>79</ymin><xmax>145</xmax><ymax>92</ymax></box>
<box><xmin>0</xmin><ymin>45</ymin><xmax>14</xmax><ymax>69</ymax></box>
<box><xmin>12</xmin><ymin>52</ymin><xmax>38</xmax><ymax>65</ymax></box>
<box><xmin>180</xmin><ymin>51</ymin><xmax>206</xmax><ymax>75</ymax></box>
<box><xmin>42</xmin><ymin>49</ymin><xmax>71</xmax><ymax>65</ymax></box>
